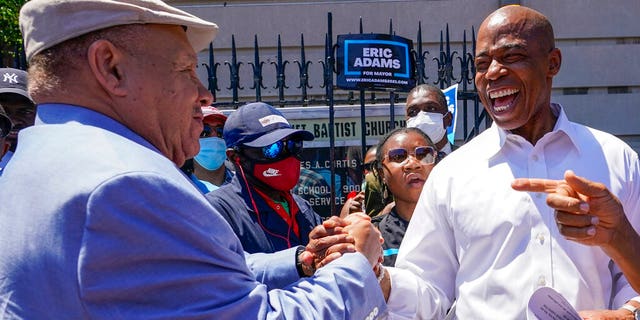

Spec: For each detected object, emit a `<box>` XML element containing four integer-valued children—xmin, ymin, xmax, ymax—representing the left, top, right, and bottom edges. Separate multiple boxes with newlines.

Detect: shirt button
<box><xmin>537</xmin><ymin>275</ymin><xmax>546</xmax><ymax>286</ymax></box>
<box><xmin>532</xmin><ymin>155</ymin><xmax>539</xmax><ymax>161</ymax></box>
<box><xmin>537</xmin><ymin>233</ymin><xmax>545</xmax><ymax>245</ymax></box>
<box><xmin>536</xmin><ymin>193</ymin><xmax>542</xmax><ymax>199</ymax></box>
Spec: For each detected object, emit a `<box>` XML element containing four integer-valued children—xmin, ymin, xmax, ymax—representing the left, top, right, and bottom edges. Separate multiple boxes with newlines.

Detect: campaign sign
<box><xmin>336</xmin><ymin>34</ymin><xmax>415</xmax><ymax>92</ymax></box>
<box><xmin>443</xmin><ymin>84</ymin><xmax>458</xmax><ymax>144</ymax></box>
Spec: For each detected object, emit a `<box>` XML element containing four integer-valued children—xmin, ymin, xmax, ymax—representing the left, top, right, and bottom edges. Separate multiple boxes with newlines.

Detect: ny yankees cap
<box><xmin>19</xmin><ymin>0</ymin><xmax>219</xmax><ymax>61</ymax></box>
<box><xmin>224</xmin><ymin>102</ymin><xmax>313</xmax><ymax>148</ymax></box>
<box><xmin>0</xmin><ymin>68</ymin><xmax>31</xmax><ymax>102</ymax></box>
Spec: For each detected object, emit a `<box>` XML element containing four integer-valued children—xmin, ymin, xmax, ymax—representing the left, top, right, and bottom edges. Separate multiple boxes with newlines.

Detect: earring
<box><xmin>382</xmin><ymin>182</ymin><xmax>389</xmax><ymax>200</ymax></box>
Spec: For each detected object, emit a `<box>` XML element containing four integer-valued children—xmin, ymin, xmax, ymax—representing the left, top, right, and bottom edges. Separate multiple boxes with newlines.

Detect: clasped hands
<box><xmin>299</xmin><ymin>213</ymin><xmax>383</xmax><ymax>275</ymax></box>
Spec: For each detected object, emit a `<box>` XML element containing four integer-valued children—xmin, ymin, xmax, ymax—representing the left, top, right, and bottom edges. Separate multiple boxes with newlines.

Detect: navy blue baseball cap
<box><xmin>224</xmin><ymin>102</ymin><xmax>314</xmax><ymax>148</ymax></box>
<box><xmin>0</xmin><ymin>68</ymin><xmax>32</xmax><ymax>102</ymax></box>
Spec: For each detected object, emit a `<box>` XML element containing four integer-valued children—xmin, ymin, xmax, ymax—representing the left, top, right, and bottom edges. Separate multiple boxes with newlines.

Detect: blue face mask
<box><xmin>194</xmin><ymin>137</ymin><xmax>227</xmax><ymax>170</ymax></box>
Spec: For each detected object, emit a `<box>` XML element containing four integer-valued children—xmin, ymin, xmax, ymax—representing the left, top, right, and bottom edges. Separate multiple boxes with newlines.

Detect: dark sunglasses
<box><xmin>241</xmin><ymin>138</ymin><xmax>304</xmax><ymax>161</ymax></box>
<box><xmin>201</xmin><ymin>123</ymin><xmax>224</xmax><ymax>138</ymax></box>
<box><xmin>385</xmin><ymin>146</ymin><xmax>436</xmax><ymax>165</ymax></box>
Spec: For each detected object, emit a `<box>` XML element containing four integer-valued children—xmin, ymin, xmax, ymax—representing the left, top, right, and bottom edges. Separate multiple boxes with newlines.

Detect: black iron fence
<box><xmin>0</xmin><ymin>12</ymin><xmax>492</xmax><ymax>216</ymax></box>
<box><xmin>204</xmin><ymin>13</ymin><xmax>490</xmax><ymax>143</ymax></box>
<box><xmin>200</xmin><ymin>13</ymin><xmax>491</xmax><ymax>215</ymax></box>
<box><xmin>0</xmin><ymin>13</ymin><xmax>490</xmax><ymax>141</ymax></box>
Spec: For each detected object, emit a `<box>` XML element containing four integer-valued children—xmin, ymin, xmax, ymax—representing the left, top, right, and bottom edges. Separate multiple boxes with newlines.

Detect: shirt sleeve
<box><xmin>245</xmin><ymin>247</ymin><xmax>301</xmax><ymax>290</ymax></box>
<box><xmin>79</xmin><ymin>172</ymin><xmax>387</xmax><ymax>319</ymax></box>
<box><xmin>612</xmin><ymin>149</ymin><xmax>640</xmax><ymax>307</ymax></box>
<box><xmin>387</xmin><ymin>173</ymin><xmax>456</xmax><ymax>319</ymax></box>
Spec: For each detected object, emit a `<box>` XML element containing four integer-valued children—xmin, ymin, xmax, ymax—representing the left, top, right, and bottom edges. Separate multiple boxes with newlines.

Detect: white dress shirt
<box><xmin>387</xmin><ymin>104</ymin><xmax>640</xmax><ymax>319</ymax></box>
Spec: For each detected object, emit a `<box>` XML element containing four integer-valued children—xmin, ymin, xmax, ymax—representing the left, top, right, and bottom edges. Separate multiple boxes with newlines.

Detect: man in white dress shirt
<box><xmin>382</xmin><ymin>5</ymin><xmax>640</xmax><ymax>319</ymax></box>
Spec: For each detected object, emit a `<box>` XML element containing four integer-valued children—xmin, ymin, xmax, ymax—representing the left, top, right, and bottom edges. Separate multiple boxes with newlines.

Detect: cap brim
<box><xmin>20</xmin><ymin>0</ymin><xmax>219</xmax><ymax>61</ymax></box>
<box><xmin>204</xmin><ymin>113</ymin><xmax>227</xmax><ymax>122</ymax></box>
<box><xmin>0</xmin><ymin>88</ymin><xmax>32</xmax><ymax>101</ymax></box>
<box><xmin>243</xmin><ymin>128</ymin><xmax>314</xmax><ymax>147</ymax></box>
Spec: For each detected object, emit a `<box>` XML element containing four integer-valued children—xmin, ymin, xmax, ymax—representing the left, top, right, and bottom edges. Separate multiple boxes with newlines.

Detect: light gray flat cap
<box><xmin>20</xmin><ymin>0</ymin><xmax>219</xmax><ymax>61</ymax></box>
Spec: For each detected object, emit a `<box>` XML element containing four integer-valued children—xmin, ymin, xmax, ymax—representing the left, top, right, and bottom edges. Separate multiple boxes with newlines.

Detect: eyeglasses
<box><xmin>201</xmin><ymin>123</ymin><xmax>224</xmax><ymax>138</ymax></box>
<box><xmin>240</xmin><ymin>138</ymin><xmax>303</xmax><ymax>161</ymax></box>
<box><xmin>385</xmin><ymin>146</ymin><xmax>436</xmax><ymax>165</ymax></box>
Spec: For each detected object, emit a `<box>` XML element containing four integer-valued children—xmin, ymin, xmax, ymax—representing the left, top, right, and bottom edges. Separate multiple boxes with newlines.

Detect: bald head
<box><xmin>474</xmin><ymin>5</ymin><xmax>562</xmax><ymax>143</ymax></box>
<box><xmin>479</xmin><ymin>5</ymin><xmax>555</xmax><ymax>52</ymax></box>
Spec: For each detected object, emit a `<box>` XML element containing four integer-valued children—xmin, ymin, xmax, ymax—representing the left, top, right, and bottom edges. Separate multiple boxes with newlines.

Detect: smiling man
<box><xmin>385</xmin><ymin>5</ymin><xmax>640</xmax><ymax>319</ymax></box>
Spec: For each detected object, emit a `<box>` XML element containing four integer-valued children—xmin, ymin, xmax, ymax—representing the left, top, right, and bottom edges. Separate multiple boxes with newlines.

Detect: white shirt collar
<box><xmin>488</xmin><ymin>103</ymin><xmax>582</xmax><ymax>158</ymax></box>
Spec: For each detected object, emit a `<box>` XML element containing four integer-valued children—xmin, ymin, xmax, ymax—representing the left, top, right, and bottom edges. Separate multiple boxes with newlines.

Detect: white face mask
<box><xmin>406</xmin><ymin>111</ymin><xmax>446</xmax><ymax>143</ymax></box>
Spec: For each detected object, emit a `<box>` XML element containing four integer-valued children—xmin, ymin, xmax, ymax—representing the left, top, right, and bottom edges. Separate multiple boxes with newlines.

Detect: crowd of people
<box><xmin>0</xmin><ymin>0</ymin><xmax>638</xmax><ymax>319</ymax></box>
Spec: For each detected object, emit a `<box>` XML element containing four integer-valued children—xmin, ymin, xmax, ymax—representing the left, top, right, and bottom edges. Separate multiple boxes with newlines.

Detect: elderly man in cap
<box><xmin>0</xmin><ymin>67</ymin><xmax>36</xmax><ymax>171</ymax></box>
<box><xmin>0</xmin><ymin>0</ymin><xmax>387</xmax><ymax>319</ymax></box>
<box><xmin>0</xmin><ymin>105</ymin><xmax>11</xmax><ymax>164</ymax></box>
<box><xmin>206</xmin><ymin>102</ymin><xmax>324</xmax><ymax>255</ymax></box>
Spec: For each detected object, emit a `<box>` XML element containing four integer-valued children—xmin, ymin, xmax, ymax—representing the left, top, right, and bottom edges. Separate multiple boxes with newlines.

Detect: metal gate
<box><xmin>201</xmin><ymin>13</ymin><xmax>490</xmax><ymax>215</ymax></box>
<box><xmin>0</xmin><ymin>12</ymin><xmax>491</xmax><ymax>216</ymax></box>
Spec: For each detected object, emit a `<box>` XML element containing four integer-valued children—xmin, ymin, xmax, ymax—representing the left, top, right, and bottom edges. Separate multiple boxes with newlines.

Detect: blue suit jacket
<box><xmin>0</xmin><ymin>104</ymin><xmax>387</xmax><ymax>319</ymax></box>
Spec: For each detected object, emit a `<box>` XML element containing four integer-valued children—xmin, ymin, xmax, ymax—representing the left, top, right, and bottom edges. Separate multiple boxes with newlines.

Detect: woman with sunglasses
<box><xmin>371</xmin><ymin>127</ymin><xmax>437</xmax><ymax>266</ymax></box>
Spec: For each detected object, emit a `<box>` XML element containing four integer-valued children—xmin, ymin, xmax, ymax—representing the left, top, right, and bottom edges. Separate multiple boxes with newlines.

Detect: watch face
<box><xmin>635</xmin><ymin>308</ymin><xmax>640</xmax><ymax>320</ymax></box>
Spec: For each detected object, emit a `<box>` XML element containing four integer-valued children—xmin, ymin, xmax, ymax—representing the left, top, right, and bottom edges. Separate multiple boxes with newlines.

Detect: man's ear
<box><xmin>228</xmin><ymin>149</ymin><xmax>244</xmax><ymax>169</ymax></box>
<box><xmin>86</xmin><ymin>39</ymin><xmax>127</xmax><ymax>97</ymax></box>
<box><xmin>548</xmin><ymin>48</ymin><xmax>562</xmax><ymax>76</ymax></box>
<box><xmin>226</xmin><ymin>148</ymin><xmax>237</xmax><ymax>161</ymax></box>
<box><xmin>443</xmin><ymin>111</ymin><xmax>453</xmax><ymax>128</ymax></box>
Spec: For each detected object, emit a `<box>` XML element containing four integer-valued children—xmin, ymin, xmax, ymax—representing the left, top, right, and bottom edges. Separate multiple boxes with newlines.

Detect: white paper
<box><xmin>528</xmin><ymin>287</ymin><xmax>581</xmax><ymax>320</ymax></box>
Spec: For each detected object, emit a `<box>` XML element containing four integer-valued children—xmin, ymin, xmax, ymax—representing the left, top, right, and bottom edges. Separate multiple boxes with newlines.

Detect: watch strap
<box><xmin>622</xmin><ymin>296</ymin><xmax>640</xmax><ymax>317</ymax></box>
<box><xmin>622</xmin><ymin>304</ymin><xmax>637</xmax><ymax>313</ymax></box>
<box><xmin>295</xmin><ymin>245</ymin><xmax>306</xmax><ymax>277</ymax></box>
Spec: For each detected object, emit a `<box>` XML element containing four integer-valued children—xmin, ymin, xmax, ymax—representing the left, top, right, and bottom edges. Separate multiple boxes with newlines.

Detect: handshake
<box><xmin>298</xmin><ymin>213</ymin><xmax>384</xmax><ymax>276</ymax></box>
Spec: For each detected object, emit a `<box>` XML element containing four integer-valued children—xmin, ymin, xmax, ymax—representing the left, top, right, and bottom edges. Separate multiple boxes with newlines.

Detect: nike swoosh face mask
<box><xmin>252</xmin><ymin>156</ymin><xmax>301</xmax><ymax>191</ymax></box>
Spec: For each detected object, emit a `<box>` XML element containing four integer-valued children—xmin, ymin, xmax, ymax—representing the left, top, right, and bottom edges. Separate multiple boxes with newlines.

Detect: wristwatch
<box><xmin>622</xmin><ymin>297</ymin><xmax>640</xmax><ymax>320</ymax></box>
<box><xmin>295</xmin><ymin>246</ymin><xmax>315</xmax><ymax>277</ymax></box>
<box><xmin>295</xmin><ymin>245</ymin><xmax>307</xmax><ymax>277</ymax></box>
